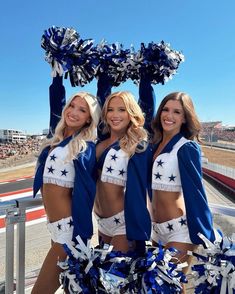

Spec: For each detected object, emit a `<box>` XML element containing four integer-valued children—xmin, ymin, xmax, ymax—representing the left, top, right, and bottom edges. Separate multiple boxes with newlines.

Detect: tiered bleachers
<box><xmin>0</xmin><ymin>138</ymin><xmax>42</xmax><ymax>167</ymax></box>
<box><xmin>201</xmin><ymin>122</ymin><xmax>235</xmax><ymax>143</ymax></box>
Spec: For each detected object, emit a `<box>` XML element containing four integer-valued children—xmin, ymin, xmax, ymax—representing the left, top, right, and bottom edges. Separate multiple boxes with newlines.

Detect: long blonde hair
<box><xmin>41</xmin><ymin>92</ymin><xmax>101</xmax><ymax>160</ymax></box>
<box><xmin>102</xmin><ymin>91</ymin><xmax>148</xmax><ymax>155</ymax></box>
<box><xmin>152</xmin><ymin>92</ymin><xmax>201</xmax><ymax>144</ymax></box>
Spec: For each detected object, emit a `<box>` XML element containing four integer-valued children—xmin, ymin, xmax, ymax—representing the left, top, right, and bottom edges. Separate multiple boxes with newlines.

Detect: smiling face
<box><xmin>106</xmin><ymin>96</ymin><xmax>131</xmax><ymax>136</ymax></box>
<box><xmin>160</xmin><ymin>99</ymin><xmax>186</xmax><ymax>136</ymax></box>
<box><xmin>64</xmin><ymin>96</ymin><xmax>91</xmax><ymax>136</ymax></box>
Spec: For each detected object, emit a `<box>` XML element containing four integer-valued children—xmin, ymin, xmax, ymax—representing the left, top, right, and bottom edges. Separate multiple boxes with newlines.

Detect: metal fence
<box><xmin>202</xmin><ymin>161</ymin><xmax>235</xmax><ymax>179</ymax></box>
<box><xmin>0</xmin><ymin>197</ymin><xmax>235</xmax><ymax>294</ymax></box>
<box><xmin>0</xmin><ymin>197</ymin><xmax>42</xmax><ymax>294</ymax></box>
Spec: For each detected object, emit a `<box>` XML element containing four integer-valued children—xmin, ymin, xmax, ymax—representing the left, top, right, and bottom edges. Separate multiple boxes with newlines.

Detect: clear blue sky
<box><xmin>1</xmin><ymin>0</ymin><xmax>235</xmax><ymax>134</ymax></box>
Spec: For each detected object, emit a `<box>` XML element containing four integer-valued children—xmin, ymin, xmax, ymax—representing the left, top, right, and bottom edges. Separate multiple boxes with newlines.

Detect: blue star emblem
<box><xmin>167</xmin><ymin>223</ymin><xmax>174</xmax><ymax>231</ymax></box>
<box><xmin>114</xmin><ymin>218</ymin><xmax>120</xmax><ymax>224</ymax></box>
<box><xmin>155</xmin><ymin>172</ymin><xmax>162</xmax><ymax>180</ymax></box>
<box><xmin>61</xmin><ymin>169</ymin><xmax>68</xmax><ymax>176</ymax></box>
<box><xmin>106</xmin><ymin>166</ymin><xmax>114</xmax><ymax>173</ymax></box>
<box><xmin>169</xmin><ymin>174</ymin><xmax>176</xmax><ymax>181</ymax></box>
<box><xmin>157</xmin><ymin>159</ymin><xmax>164</xmax><ymax>167</ymax></box>
<box><xmin>50</xmin><ymin>154</ymin><xmax>56</xmax><ymax>161</ymax></box>
<box><xmin>68</xmin><ymin>219</ymin><xmax>73</xmax><ymax>227</ymax></box>
<box><xmin>57</xmin><ymin>223</ymin><xmax>62</xmax><ymax>230</ymax></box>
<box><xmin>179</xmin><ymin>218</ymin><xmax>187</xmax><ymax>226</ymax></box>
<box><xmin>47</xmin><ymin>166</ymin><xmax>55</xmax><ymax>174</ymax></box>
<box><xmin>111</xmin><ymin>154</ymin><xmax>118</xmax><ymax>161</ymax></box>
<box><xmin>119</xmin><ymin>169</ymin><xmax>125</xmax><ymax>176</ymax></box>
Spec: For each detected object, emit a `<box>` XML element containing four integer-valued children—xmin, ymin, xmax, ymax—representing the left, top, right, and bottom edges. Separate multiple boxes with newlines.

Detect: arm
<box><xmin>48</xmin><ymin>75</ymin><xmax>66</xmax><ymax>137</ymax></box>
<box><xmin>33</xmin><ymin>146</ymin><xmax>50</xmax><ymax>197</ymax></box>
<box><xmin>72</xmin><ymin>142</ymin><xmax>96</xmax><ymax>242</ymax></box>
<box><xmin>124</xmin><ymin>146</ymin><xmax>152</xmax><ymax>242</ymax></box>
<box><xmin>178</xmin><ymin>142</ymin><xmax>216</xmax><ymax>245</ymax></box>
<box><xmin>96</xmin><ymin>73</ymin><xmax>113</xmax><ymax>141</ymax></box>
<box><xmin>138</xmin><ymin>74</ymin><xmax>156</xmax><ymax>135</ymax></box>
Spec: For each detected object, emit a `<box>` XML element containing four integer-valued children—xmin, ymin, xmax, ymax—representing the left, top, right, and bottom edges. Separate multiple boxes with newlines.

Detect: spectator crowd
<box><xmin>0</xmin><ymin>137</ymin><xmax>43</xmax><ymax>168</ymax></box>
<box><xmin>0</xmin><ymin>127</ymin><xmax>234</xmax><ymax>169</ymax></box>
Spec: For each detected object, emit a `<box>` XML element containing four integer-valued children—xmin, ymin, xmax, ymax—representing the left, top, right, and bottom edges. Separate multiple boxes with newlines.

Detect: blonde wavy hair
<box><xmin>40</xmin><ymin>92</ymin><xmax>101</xmax><ymax>160</ymax></box>
<box><xmin>152</xmin><ymin>92</ymin><xmax>201</xmax><ymax>144</ymax></box>
<box><xmin>101</xmin><ymin>91</ymin><xmax>148</xmax><ymax>156</ymax></box>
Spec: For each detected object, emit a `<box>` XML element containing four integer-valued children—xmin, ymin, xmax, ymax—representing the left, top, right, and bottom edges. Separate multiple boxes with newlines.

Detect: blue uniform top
<box><xmin>33</xmin><ymin>136</ymin><xmax>96</xmax><ymax>242</ymax></box>
<box><xmin>151</xmin><ymin>133</ymin><xmax>216</xmax><ymax>245</ymax></box>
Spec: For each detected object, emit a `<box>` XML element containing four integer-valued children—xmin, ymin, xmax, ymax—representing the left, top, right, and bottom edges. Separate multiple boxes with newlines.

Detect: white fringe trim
<box><xmin>43</xmin><ymin>177</ymin><xmax>74</xmax><ymax>188</ymax></box>
<box><xmin>152</xmin><ymin>183</ymin><xmax>181</xmax><ymax>192</ymax></box>
<box><xmin>101</xmin><ymin>175</ymin><xmax>126</xmax><ymax>187</ymax></box>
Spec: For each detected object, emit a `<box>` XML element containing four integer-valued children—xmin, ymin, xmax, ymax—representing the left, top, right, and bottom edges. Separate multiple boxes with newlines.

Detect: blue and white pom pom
<box><xmin>92</xmin><ymin>40</ymin><xmax>130</xmax><ymax>87</ymax></box>
<box><xmin>191</xmin><ymin>233</ymin><xmax>235</xmax><ymax>294</ymax></box>
<box><xmin>41</xmin><ymin>26</ymin><xmax>96</xmax><ymax>86</ymax></box>
<box><xmin>41</xmin><ymin>26</ymin><xmax>79</xmax><ymax>77</ymax></box>
<box><xmin>58</xmin><ymin>235</ymin><xmax>133</xmax><ymax>293</ymax></box>
<box><xmin>131</xmin><ymin>243</ymin><xmax>187</xmax><ymax>294</ymax></box>
<box><xmin>127</xmin><ymin>41</ymin><xmax>184</xmax><ymax>85</ymax></box>
<box><xmin>58</xmin><ymin>236</ymin><xmax>187</xmax><ymax>293</ymax></box>
<box><xmin>65</xmin><ymin>38</ymin><xmax>97</xmax><ymax>87</ymax></box>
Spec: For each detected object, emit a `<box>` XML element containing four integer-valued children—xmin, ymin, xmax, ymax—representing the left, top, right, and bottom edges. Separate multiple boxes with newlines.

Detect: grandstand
<box><xmin>201</xmin><ymin>121</ymin><xmax>235</xmax><ymax>143</ymax></box>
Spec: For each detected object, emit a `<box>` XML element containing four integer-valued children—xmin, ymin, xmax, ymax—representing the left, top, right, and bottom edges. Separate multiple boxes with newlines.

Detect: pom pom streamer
<box><xmin>58</xmin><ymin>236</ymin><xmax>187</xmax><ymax>293</ymax></box>
<box><xmin>92</xmin><ymin>40</ymin><xmax>131</xmax><ymax>87</ymax></box>
<box><xmin>41</xmin><ymin>26</ymin><xmax>97</xmax><ymax>86</ymax></box>
<box><xmin>41</xmin><ymin>27</ymin><xmax>184</xmax><ymax>88</ymax></box>
<box><xmin>127</xmin><ymin>41</ymin><xmax>184</xmax><ymax>85</ymax></box>
<box><xmin>191</xmin><ymin>233</ymin><xmax>235</xmax><ymax>294</ymax></box>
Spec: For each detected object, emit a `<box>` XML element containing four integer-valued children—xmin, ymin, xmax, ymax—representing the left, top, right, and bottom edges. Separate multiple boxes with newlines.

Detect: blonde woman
<box><xmin>32</xmin><ymin>92</ymin><xmax>101</xmax><ymax>294</ymax></box>
<box><xmin>94</xmin><ymin>91</ymin><xmax>152</xmax><ymax>254</ymax></box>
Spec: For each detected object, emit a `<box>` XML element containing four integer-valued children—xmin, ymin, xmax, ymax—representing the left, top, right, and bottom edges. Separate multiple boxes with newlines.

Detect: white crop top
<box><xmin>43</xmin><ymin>145</ymin><xmax>75</xmax><ymax>188</ymax></box>
<box><xmin>101</xmin><ymin>148</ymin><xmax>129</xmax><ymax>186</ymax></box>
<box><xmin>152</xmin><ymin>137</ymin><xmax>189</xmax><ymax>192</ymax></box>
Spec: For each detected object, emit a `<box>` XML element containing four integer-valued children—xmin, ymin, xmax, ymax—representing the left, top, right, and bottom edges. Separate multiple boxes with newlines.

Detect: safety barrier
<box><xmin>0</xmin><ymin>197</ymin><xmax>235</xmax><ymax>294</ymax></box>
<box><xmin>0</xmin><ymin>197</ymin><xmax>42</xmax><ymax>294</ymax></box>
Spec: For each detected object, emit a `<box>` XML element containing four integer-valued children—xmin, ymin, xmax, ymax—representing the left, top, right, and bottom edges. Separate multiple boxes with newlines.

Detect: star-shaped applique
<box><xmin>167</xmin><ymin>223</ymin><xmax>174</xmax><ymax>231</ymax></box>
<box><xmin>50</xmin><ymin>154</ymin><xmax>56</xmax><ymax>161</ymax></box>
<box><xmin>179</xmin><ymin>218</ymin><xmax>187</xmax><ymax>226</ymax></box>
<box><xmin>61</xmin><ymin>169</ymin><xmax>68</xmax><ymax>176</ymax></box>
<box><xmin>119</xmin><ymin>169</ymin><xmax>125</xmax><ymax>176</ymax></box>
<box><xmin>155</xmin><ymin>172</ymin><xmax>162</xmax><ymax>180</ymax></box>
<box><xmin>157</xmin><ymin>159</ymin><xmax>164</xmax><ymax>167</ymax></box>
<box><xmin>114</xmin><ymin>217</ymin><xmax>120</xmax><ymax>224</ymax></box>
<box><xmin>57</xmin><ymin>223</ymin><xmax>62</xmax><ymax>230</ymax></box>
<box><xmin>111</xmin><ymin>154</ymin><xmax>118</xmax><ymax>161</ymax></box>
<box><xmin>47</xmin><ymin>166</ymin><xmax>55</xmax><ymax>174</ymax></box>
<box><xmin>169</xmin><ymin>174</ymin><xmax>176</xmax><ymax>182</ymax></box>
<box><xmin>68</xmin><ymin>219</ymin><xmax>74</xmax><ymax>227</ymax></box>
<box><xmin>106</xmin><ymin>166</ymin><xmax>114</xmax><ymax>173</ymax></box>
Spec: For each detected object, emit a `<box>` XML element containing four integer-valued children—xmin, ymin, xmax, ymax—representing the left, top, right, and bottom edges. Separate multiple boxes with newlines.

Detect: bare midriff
<box><xmin>151</xmin><ymin>190</ymin><xmax>185</xmax><ymax>223</ymax></box>
<box><xmin>42</xmin><ymin>184</ymin><xmax>72</xmax><ymax>222</ymax></box>
<box><xmin>94</xmin><ymin>171</ymin><xmax>124</xmax><ymax>218</ymax></box>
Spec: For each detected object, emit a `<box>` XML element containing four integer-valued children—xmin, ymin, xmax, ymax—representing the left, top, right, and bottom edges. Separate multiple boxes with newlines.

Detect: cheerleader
<box><xmin>149</xmin><ymin>92</ymin><xmax>217</xmax><ymax>293</ymax></box>
<box><xmin>94</xmin><ymin>91</ymin><xmax>152</xmax><ymax>254</ymax></box>
<box><xmin>32</xmin><ymin>92</ymin><xmax>101</xmax><ymax>294</ymax></box>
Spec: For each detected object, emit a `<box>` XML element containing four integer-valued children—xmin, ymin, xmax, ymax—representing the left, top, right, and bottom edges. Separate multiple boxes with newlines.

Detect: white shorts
<box><xmin>151</xmin><ymin>215</ymin><xmax>192</xmax><ymax>245</ymax></box>
<box><xmin>94</xmin><ymin>211</ymin><xmax>126</xmax><ymax>237</ymax></box>
<box><xmin>47</xmin><ymin>216</ymin><xmax>74</xmax><ymax>244</ymax></box>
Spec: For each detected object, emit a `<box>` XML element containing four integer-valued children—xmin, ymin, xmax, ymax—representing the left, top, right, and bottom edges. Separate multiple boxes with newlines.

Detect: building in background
<box><xmin>0</xmin><ymin>129</ymin><xmax>27</xmax><ymax>143</ymax></box>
